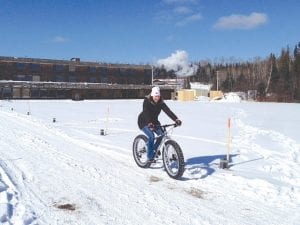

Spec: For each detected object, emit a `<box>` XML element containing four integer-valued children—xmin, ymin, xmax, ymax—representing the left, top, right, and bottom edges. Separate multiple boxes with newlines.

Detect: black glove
<box><xmin>148</xmin><ymin>123</ymin><xmax>154</xmax><ymax>129</ymax></box>
<box><xmin>175</xmin><ymin>119</ymin><xmax>182</xmax><ymax>126</ymax></box>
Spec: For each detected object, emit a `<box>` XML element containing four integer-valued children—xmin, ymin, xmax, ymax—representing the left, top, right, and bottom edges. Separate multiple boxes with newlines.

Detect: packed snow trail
<box><xmin>0</xmin><ymin>100</ymin><xmax>299</xmax><ymax>225</ymax></box>
<box><xmin>0</xmin><ymin>109</ymin><xmax>225</xmax><ymax>224</ymax></box>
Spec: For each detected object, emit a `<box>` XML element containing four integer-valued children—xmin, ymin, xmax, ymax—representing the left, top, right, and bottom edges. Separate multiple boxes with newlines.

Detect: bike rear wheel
<box><xmin>132</xmin><ymin>135</ymin><xmax>150</xmax><ymax>168</ymax></box>
<box><xmin>162</xmin><ymin>140</ymin><xmax>185</xmax><ymax>179</ymax></box>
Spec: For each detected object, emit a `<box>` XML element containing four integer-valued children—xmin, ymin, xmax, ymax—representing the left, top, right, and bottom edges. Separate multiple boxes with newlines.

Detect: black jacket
<box><xmin>138</xmin><ymin>95</ymin><xmax>178</xmax><ymax>129</ymax></box>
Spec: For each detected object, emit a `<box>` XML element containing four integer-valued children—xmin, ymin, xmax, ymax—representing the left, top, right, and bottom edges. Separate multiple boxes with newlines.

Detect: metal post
<box><xmin>217</xmin><ymin>70</ymin><xmax>219</xmax><ymax>91</ymax></box>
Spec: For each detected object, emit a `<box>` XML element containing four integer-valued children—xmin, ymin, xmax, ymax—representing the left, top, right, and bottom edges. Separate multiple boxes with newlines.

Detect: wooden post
<box><xmin>105</xmin><ymin>105</ymin><xmax>110</xmax><ymax>134</ymax></box>
<box><xmin>227</xmin><ymin>118</ymin><xmax>231</xmax><ymax>161</ymax></box>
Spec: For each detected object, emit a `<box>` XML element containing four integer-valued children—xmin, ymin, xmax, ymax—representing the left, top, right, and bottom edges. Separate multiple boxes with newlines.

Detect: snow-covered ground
<box><xmin>0</xmin><ymin>99</ymin><xmax>299</xmax><ymax>225</ymax></box>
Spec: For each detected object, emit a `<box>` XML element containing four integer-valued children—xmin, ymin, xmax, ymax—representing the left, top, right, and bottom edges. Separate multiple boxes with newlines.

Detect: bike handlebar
<box><xmin>155</xmin><ymin>123</ymin><xmax>178</xmax><ymax>129</ymax></box>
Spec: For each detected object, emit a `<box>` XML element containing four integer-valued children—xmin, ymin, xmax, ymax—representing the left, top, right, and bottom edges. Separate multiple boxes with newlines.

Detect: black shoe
<box><xmin>157</xmin><ymin>150</ymin><xmax>161</xmax><ymax>156</ymax></box>
<box><xmin>154</xmin><ymin>150</ymin><xmax>161</xmax><ymax>158</ymax></box>
<box><xmin>147</xmin><ymin>158</ymin><xmax>156</xmax><ymax>164</ymax></box>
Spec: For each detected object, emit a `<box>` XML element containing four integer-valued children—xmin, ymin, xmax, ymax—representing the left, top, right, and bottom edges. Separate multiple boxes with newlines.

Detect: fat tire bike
<box><xmin>132</xmin><ymin>124</ymin><xmax>185</xmax><ymax>179</ymax></box>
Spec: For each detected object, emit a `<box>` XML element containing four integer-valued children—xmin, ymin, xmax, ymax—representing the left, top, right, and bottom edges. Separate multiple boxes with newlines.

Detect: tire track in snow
<box><xmin>2</xmin><ymin>101</ymin><xmax>299</xmax><ymax>224</ymax></box>
<box><xmin>0</xmin><ymin>160</ymin><xmax>38</xmax><ymax>224</ymax></box>
<box><xmin>0</xmin><ymin>164</ymin><xmax>18</xmax><ymax>224</ymax></box>
<box><xmin>0</xmin><ymin>111</ymin><xmax>125</xmax><ymax>183</ymax></box>
<box><xmin>6</xmin><ymin>113</ymin><xmax>230</xmax><ymax>223</ymax></box>
<box><xmin>0</xmin><ymin>110</ymin><xmax>163</xmax><ymax>185</ymax></box>
<box><xmin>232</xmin><ymin>109</ymin><xmax>300</xmax><ymax>204</ymax></box>
<box><xmin>0</xmin><ymin>111</ymin><xmax>122</xmax><ymax>223</ymax></box>
<box><xmin>0</xmin><ymin>112</ymin><xmax>40</xmax><ymax>224</ymax></box>
<box><xmin>1</xmin><ymin>110</ymin><xmax>195</xmax><ymax>224</ymax></box>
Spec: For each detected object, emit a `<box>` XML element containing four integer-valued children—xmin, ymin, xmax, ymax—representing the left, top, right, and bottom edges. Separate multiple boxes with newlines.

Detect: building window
<box><xmin>55</xmin><ymin>64</ymin><xmax>65</xmax><ymax>72</ymax></box>
<box><xmin>17</xmin><ymin>63</ymin><xmax>26</xmax><ymax>71</ymax></box>
<box><xmin>16</xmin><ymin>75</ymin><xmax>33</xmax><ymax>81</ymax></box>
<box><xmin>16</xmin><ymin>75</ymin><xmax>26</xmax><ymax>81</ymax></box>
<box><xmin>31</xmin><ymin>63</ymin><xmax>41</xmax><ymax>72</ymax></box>
<box><xmin>2</xmin><ymin>87</ymin><xmax>12</xmax><ymax>98</ymax></box>
<box><xmin>69</xmin><ymin>75</ymin><xmax>76</xmax><ymax>82</ymax></box>
<box><xmin>89</xmin><ymin>77</ymin><xmax>97</xmax><ymax>83</ymax></box>
<box><xmin>90</xmin><ymin>67</ymin><xmax>96</xmax><ymax>73</ymax></box>
<box><xmin>56</xmin><ymin>75</ymin><xmax>65</xmax><ymax>82</ymax></box>
<box><xmin>31</xmin><ymin>89</ymin><xmax>39</xmax><ymax>98</ymax></box>
<box><xmin>99</xmin><ymin>67</ymin><xmax>107</xmax><ymax>76</ymax></box>
<box><xmin>26</xmin><ymin>75</ymin><xmax>33</xmax><ymax>81</ymax></box>
<box><xmin>100</xmin><ymin>76</ymin><xmax>108</xmax><ymax>83</ymax></box>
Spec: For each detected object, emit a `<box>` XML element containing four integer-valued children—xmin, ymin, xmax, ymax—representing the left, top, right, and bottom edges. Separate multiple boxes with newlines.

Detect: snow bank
<box><xmin>213</xmin><ymin>92</ymin><xmax>242</xmax><ymax>102</ymax></box>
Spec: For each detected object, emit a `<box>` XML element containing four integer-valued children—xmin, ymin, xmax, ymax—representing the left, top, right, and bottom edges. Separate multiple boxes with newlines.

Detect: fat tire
<box><xmin>132</xmin><ymin>134</ymin><xmax>151</xmax><ymax>168</ymax></box>
<box><xmin>162</xmin><ymin>140</ymin><xmax>185</xmax><ymax>179</ymax></box>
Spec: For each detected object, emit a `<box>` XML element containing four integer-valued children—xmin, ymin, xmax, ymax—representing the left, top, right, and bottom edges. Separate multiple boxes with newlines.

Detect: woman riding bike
<box><xmin>137</xmin><ymin>86</ymin><xmax>182</xmax><ymax>163</ymax></box>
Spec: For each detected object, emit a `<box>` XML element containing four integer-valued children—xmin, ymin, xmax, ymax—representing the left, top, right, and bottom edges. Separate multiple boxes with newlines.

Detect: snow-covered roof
<box><xmin>190</xmin><ymin>82</ymin><xmax>211</xmax><ymax>90</ymax></box>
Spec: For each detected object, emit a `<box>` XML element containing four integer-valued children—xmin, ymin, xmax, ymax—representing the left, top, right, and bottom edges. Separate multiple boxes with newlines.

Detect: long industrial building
<box><xmin>0</xmin><ymin>56</ymin><xmax>175</xmax><ymax>100</ymax></box>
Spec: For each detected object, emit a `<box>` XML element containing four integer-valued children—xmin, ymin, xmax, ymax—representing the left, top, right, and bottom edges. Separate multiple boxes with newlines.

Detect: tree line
<box><xmin>155</xmin><ymin>42</ymin><xmax>300</xmax><ymax>102</ymax></box>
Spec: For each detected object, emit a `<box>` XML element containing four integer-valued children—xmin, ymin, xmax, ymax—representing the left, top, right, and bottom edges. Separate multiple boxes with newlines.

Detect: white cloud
<box><xmin>175</xmin><ymin>13</ymin><xmax>202</xmax><ymax>26</ymax></box>
<box><xmin>213</xmin><ymin>12</ymin><xmax>268</xmax><ymax>30</ymax></box>
<box><xmin>50</xmin><ymin>36</ymin><xmax>69</xmax><ymax>43</ymax></box>
<box><xmin>157</xmin><ymin>50</ymin><xmax>198</xmax><ymax>77</ymax></box>
<box><xmin>154</xmin><ymin>10</ymin><xmax>174</xmax><ymax>24</ymax></box>
<box><xmin>173</xmin><ymin>6</ymin><xmax>192</xmax><ymax>14</ymax></box>
<box><xmin>156</xmin><ymin>0</ymin><xmax>201</xmax><ymax>27</ymax></box>
<box><xmin>162</xmin><ymin>0</ymin><xmax>198</xmax><ymax>4</ymax></box>
<box><xmin>166</xmin><ymin>34</ymin><xmax>175</xmax><ymax>42</ymax></box>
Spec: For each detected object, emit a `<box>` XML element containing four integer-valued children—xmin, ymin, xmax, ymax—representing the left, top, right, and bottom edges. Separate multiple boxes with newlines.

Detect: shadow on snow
<box><xmin>182</xmin><ymin>154</ymin><xmax>239</xmax><ymax>180</ymax></box>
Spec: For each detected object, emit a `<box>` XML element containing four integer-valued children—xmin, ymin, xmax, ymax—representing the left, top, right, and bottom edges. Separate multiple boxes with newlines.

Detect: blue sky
<box><xmin>0</xmin><ymin>0</ymin><xmax>299</xmax><ymax>64</ymax></box>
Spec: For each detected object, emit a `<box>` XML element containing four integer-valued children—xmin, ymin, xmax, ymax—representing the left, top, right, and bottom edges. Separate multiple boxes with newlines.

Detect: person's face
<box><xmin>152</xmin><ymin>95</ymin><xmax>160</xmax><ymax>103</ymax></box>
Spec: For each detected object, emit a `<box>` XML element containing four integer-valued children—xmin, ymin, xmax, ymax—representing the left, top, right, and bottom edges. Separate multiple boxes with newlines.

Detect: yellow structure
<box><xmin>176</xmin><ymin>89</ymin><xmax>196</xmax><ymax>101</ymax></box>
<box><xmin>210</xmin><ymin>90</ymin><xmax>223</xmax><ymax>100</ymax></box>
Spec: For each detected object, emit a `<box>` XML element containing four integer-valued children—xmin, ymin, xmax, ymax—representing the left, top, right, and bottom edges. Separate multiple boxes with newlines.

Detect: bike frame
<box><xmin>133</xmin><ymin>122</ymin><xmax>184</xmax><ymax>178</ymax></box>
<box><xmin>153</xmin><ymin>124</ymin><xmax>176</xmax><ymax>158</ymax></box>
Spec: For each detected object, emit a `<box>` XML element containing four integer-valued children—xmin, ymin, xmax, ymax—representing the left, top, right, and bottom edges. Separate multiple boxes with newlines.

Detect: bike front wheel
<box><xmin>132</xmin><ymin>134</ymin><xmax>150</xmax><ymax>168</ymax></box>
<box><xmin>162</xmin><ymin>140</ymin><xmax>185</xmax><ymax>179</ymax></box>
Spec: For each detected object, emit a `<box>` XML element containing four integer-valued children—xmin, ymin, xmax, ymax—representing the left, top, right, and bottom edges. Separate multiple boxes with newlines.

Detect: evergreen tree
<box><xmin>278</xmin><ymin>47</ymin><xmax>291</xmax><ymax>83</ymax></box>
<box><xmin>257</xmin><ymin>82</ymin><xmax>266</xmax><ymax>98</ymax></box>
<box><xmin>153</xmin><ymin>41</ymin><xmax>300</xmax><ymax>102</ymax></box>
<box><xmin>269</xmin><ymin>53</ymin><xmax>279</xmax><ymax>92</ymax></box>
<box><xmin>236</xmin><ymin>73</ymin><xmax>248</xmax><ymax>92</ymax></box>
<box><xmin>221</xmin><ymin>73</ymin><xmax>234</xmax><ymax>92</ymax></box>
<box><xmin>293</xmin><ymin>42</ymin><xmax>300</xmax><ymax>100</ymax></box>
